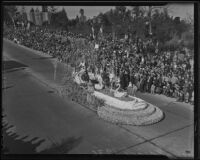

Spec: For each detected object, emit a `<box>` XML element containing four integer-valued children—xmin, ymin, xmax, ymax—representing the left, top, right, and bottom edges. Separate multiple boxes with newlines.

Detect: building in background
<box><xmin>42</xmin><ymin>6</ymin><xmax>49</xmax><ymax>24</ymax></box>
<box><xmin>26</xmin><ymin>6</ymin><xmax>50</xmax><ymax>26</ymax></box>
<box><xmin>42</xmin><ymin>6</ymin><xmax>48</xmax><ymax>12</ymax></box>
<box><xmin>28</xmin><ymin>8</ymin><xmax>36</xmax><ymax>24</ymax></box>
<box><xmin>35</xmin><ymin>8</ymin><xmax>42</xmax><ymax>26</ymax></box>
<box><xmin>22</xmin><ymin>10</ymin><xmax>28</xmax><ymax>24</ymax></box>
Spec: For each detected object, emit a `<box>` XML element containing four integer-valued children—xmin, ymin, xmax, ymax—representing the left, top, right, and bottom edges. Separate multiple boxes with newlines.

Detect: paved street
<box><xmin>2</xmin><ymin>39</ymin><xmax>194</xmax><ymax>157</ymax></box>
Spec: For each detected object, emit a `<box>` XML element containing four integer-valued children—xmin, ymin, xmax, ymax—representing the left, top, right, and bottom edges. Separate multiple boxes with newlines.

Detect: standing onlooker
<box><xmin>151</xmin><ymin>82</ymin><xmax>155</xmax><ymax>94</ymax></box>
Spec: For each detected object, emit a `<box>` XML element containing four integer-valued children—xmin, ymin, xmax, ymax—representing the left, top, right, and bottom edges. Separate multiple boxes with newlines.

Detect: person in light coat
<box><xmin>151</xmin><ymin>82</ymin><xmax>155</xmax><ymax>94</ymax></box>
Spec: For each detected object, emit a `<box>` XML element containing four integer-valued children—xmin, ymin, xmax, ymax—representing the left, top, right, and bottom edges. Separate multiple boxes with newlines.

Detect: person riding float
<box><xmin>94</xmin><ymin>74</ymin><xmax>104</xmax><ymax>90</ymax></box>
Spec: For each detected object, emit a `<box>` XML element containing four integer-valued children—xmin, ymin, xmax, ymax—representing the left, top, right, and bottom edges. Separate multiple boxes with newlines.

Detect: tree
<box><xmin>151</xmin><ymin>8</ymin><xmax>174</xmax><ymax>43</ymax></box>
<box><xmin>50</xmin><ymin>8</ymin><xmax>69</xmax><ymax>30</ymax></box>
<box><xmin>60</xmin><ymin>8</ymin><xmax>69</xmax><ymax>29</ymax></box>
<box><xmin>69</xmin><ymin>19</ymin><xmax>76</xmax><ymax>27</ymax></box>
<box><xmin>181</xmin><ymin>31</ymin><xmax>194</xmax><ymax>50</ymax></box>
<box><xmin>101</xmin><ymin>13</ymin><xmax>111</xmax><ymax>26</ymax></box>
<box><xmin>21</xmin><ymin>6</ymin><xmax>25</xmax><ymax>13</ymax></box>
<box><xmin>132</xmin><ymin>6</ymin><xmax>142</xmax><ymax>18</ymax></box>
<box><xmin>129</xmin><ymin>6</ymin><xmax>146</xmax><ymax>38</ymax></box>
<box><xmin>185</xmin><ymin>13</ymin><xmax>194</xmax><ymax>25</ymax></box>
<box><xmin>148</xmin><ymin>6</ymin><xmax>192</xmax><ymax>50</ymax></box>
<box><xmin>4</xmin><ymin>6</ymin><xmax>18</xmax><ymax>29</ymax></box>
<box><xmin>48</xmin><ymin>6</ymin><xmax>57</xmax><ymax>13</ymax></box>
<box><xmin>42</xmin><ymin>6</ymin><xmax>48</xmax><ymax>12</ymax></box>
<box><xmin>115</xmin><ymin>6</ymin><xmax>126</xmax><ymax>15</ymax></box>
<box><xmin>143</xmin><ymin>6</ymin><xmax>170</xmax><ymax>36</ymax></box>
<box><xmin>106</xmin><ymin>7</ymin><xmax>128</xmax><ymax>39</ymax></box>
<box><xmin>80</xmin><ymin>8</ymin><xmax>84</xmax><ymax>16</ymax></box>
<box><xmin>3</xmin><ymin>6</ymin><xmax>11</xmax><ymax>23</ymax></box>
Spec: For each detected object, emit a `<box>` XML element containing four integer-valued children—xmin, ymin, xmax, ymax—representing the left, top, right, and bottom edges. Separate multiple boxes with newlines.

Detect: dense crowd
<box><xmin>4</xmin><ymin>25</ymin><xmax>194</xmax><ymax>104</ymax></box>
<box><xmin>4</xmin><ymin>26</ymin><xmax>91</xmax><ymax>63</ymax></box>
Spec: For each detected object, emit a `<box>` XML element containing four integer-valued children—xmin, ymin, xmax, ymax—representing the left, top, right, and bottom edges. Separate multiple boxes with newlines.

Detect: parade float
<box><xmin>73</xmin><ymin>69</ymin><xmax>164</xmax><ymax>126</ymax></box>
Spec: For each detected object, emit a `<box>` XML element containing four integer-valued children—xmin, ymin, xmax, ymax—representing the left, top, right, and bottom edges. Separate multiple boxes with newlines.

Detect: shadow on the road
<box><xmin>3</xmin><ymin>60</ymin><xmax>28</xmax><ymax>71</ymax></box>
<box><xmin>2</xmin><ymin>113</ymin><xmax>82</xmax><ymax>154</ymax></box>
<box><xmin>2</xmin><ymin>117</ymin><xmax>45</xmax><ymax>154</ymax></box>
<box><xmin>48</xmin><ymin>90</ymin><xmax>55</xmax><ymax>93</ymax></box>
<box><xmin>40</xmin><ymin>136</ymin><xmax>83</xmax><ymax>154</ymax></box>
<box><xmin>3</xmin><ymin>67</ymin><xmax>26</xmax><ymax>73</ymax></box>
<box><xmin>2</xmin><ymin>85</ymin><xmax>15</xmax><ymax>90</ymax></box>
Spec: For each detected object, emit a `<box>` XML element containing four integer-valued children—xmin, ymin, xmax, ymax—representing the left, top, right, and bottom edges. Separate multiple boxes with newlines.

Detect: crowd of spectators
<box><xmin>4</xmin><ymin>26</ymin><xmax>91</xmax><ymax>63</ymax></box>
<box><xmin>3</xmin><ymin>25</ymin><xmax>194</xmax><ymax>104</ymax></box>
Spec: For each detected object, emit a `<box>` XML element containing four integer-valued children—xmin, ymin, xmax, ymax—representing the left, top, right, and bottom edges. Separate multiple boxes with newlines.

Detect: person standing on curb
<box><xmin>87</xmin><ymin>79</ymin><xmax>95</xmax><ymax>104</ymax></box>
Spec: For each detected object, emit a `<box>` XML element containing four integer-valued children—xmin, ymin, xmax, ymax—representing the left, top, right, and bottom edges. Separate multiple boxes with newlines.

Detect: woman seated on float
<box><xmin>79</xmin><ymin>60</ymin><xmax>85</xmax><ymax>71</ymax></box>
<box><xmin>101</xmin><ymin>69</ymin><xmax>110</xmax><ymax>89</ymax></box>
<box><xmin>88</xmin><ymin>69</ymin><xmax>99</xmax><ymax>85</ymax></box>
<box><xmin>94</xmin><ymin>70</ymin><xmax>104</xmax><ymax>90</ymax></box>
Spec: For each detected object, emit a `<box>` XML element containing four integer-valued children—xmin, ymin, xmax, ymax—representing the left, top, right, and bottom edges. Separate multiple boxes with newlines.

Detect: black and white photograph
<box><xmin>2</xmin><ymin>1</ymin><xmax>196</xmax><ymax>158</ymax></box>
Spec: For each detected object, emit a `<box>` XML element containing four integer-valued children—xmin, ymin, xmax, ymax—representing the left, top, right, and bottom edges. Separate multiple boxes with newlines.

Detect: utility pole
<box><xmin>148</xmin><ymin>6</ymin><xmax>152</xmax><ymax>36</ymax></box>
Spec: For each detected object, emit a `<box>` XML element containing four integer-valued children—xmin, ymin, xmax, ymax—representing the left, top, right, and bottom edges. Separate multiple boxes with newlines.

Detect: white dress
<box><xmin>95</xmin><ymin>74</ymin><xmax>103</xmax><ymax>90</ymax></box>
<box><xmin>74</xmin><ymin>69</ymin><xmax>86</xmax><ymax>84</ymax></box>
<box><xmin>88</xmin><ymin>72</ymin><xmax>95</xmax><ymax>80</ymax></box>
<box><xmin>109</xmin><ymin>73</ymin><xmax>115</xmax><ymax>81</ymax></box>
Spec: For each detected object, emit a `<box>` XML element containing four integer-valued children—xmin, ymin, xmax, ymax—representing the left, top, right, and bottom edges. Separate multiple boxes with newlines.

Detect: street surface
<box><xmin>2</xmin><ymin>39</ymin><xmax>194</xmax><ymax>157</ymax></box>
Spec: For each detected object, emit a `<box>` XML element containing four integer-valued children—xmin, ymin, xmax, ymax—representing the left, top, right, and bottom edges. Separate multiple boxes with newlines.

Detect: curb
<box><xmin>4</xmin><ymin>38</ymin><xmax>53</xmax><ymax>58</ymax></box>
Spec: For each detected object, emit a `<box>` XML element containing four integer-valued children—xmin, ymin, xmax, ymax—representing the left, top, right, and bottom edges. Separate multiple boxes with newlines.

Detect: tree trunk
<box><xmin>11</xmin><ymin>17</ymin><xmax>16</xmax><ymax>29</ymax></box>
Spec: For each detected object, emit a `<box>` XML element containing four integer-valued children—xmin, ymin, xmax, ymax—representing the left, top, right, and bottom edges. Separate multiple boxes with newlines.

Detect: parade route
<box><xmin>2</xmin><ymin>39</ymin><xmax>194</xmax><ymax>157</ymax></box>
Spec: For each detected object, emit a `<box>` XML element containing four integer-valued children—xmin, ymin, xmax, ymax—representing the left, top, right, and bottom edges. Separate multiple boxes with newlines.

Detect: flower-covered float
<box><xmin>73</xmin><ymin>69</ymin><xmax>164</xmax><ymax>126</ymax></box>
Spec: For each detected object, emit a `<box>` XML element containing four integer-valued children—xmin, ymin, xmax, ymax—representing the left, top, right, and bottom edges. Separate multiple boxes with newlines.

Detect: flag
<box><xmin>100</xmin><ymin>26</ymin><xmax>103</xmax><ymax>34</ymax></box>
<box><xmin>92</xmin><ymin>26</ymin><xmax>95</xmax><ymax>39</ymax></box>
<box><xmin>21</xmin><ymin>22</ymin><xmax>24</xmax><ymax>28</ymax></box>
<box><xmin>124</xmin><ymin>34</ymin><xmax>128</xmax><ymax>40</ymax></box>
<box><xmin>95</xmin><ymin>43</ymin><xmax>99</xmax><ymax>49</ymax></box>
<box><xmin>27</xmin><ymin>22</ymin><xmax>30</xmax><ymax>30</ymax></box>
